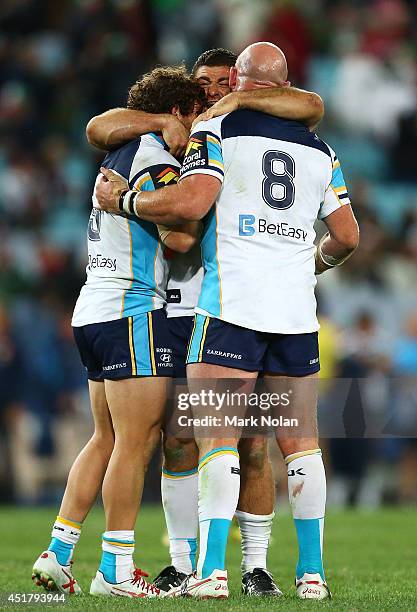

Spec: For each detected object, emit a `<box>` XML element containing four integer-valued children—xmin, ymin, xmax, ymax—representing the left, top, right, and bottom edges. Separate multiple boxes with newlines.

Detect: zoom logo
<box><xmin>239</xmin><ymin>214</ymin><xmax>256</xmax><ymax>236</ymax></box>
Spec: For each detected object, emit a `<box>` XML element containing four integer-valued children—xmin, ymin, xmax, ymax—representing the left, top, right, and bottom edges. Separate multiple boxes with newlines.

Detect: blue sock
<box><xmin>200</xmin><ymin>519</ymin><xmax>231</xmax><ymax>578</ymax></box>
<box><xmin>99</xmin><ymin>531</ymin><xmax>135</xmax><ymax>583</ymax></box>
<box><xmin>294</xmin><ymin>518</ymin><xmax>325</xmax><ymax>580</ymax></box>
<box><xmin>48</xmin><ymin>538</ymin><xmax>74</xmax><ymax>566</ymax></box>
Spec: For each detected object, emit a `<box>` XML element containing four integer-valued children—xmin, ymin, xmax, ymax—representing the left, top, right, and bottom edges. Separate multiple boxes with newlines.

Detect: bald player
<box><xmin>95</xmin><ymin>42</ymin><xmax>358</xmax><ymax>600</ymax></box>
<box><xmin>87</xmin><ymin>48</ymin><xmax>325</xmax><ymax>598</ymax></box>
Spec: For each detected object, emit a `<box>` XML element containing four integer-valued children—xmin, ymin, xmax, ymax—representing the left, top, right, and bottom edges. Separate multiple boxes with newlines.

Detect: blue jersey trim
<box><xmin>220</xmin><ymin>110</ymin><xmax>331</xmax><ymax>158</ymax></box>
<box><xmin>102</xmin><ymin>137</ymin><xmax>142</xmax><ymax>179</ymax></box>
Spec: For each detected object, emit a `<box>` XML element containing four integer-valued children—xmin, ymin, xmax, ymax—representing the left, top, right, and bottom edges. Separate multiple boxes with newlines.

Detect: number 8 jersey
<box><xmin>179</xmin><ymin>110</ymin><xmax>351</xmax><ymax>334</ymax></box>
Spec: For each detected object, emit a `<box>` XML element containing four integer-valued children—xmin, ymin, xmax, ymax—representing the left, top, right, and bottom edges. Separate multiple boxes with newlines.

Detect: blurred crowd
<box><xmin>0</xmin><ymin>0</ymin><xmax>416</xmax><ymax>505</ymax></box>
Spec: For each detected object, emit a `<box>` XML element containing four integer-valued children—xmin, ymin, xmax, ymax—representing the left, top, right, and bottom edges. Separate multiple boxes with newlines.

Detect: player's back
<box><xmin>181</xmin><ymin>110</ymin><xmax>349</xmax><ymax>334</ymax></box>
<box><xmin>72</xmin><ymin>134</ymin><xmax>180</xmax><ymax>327</ymax></box>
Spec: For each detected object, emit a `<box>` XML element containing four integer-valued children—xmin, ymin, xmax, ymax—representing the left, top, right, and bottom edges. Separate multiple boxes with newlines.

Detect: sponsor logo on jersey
<box><xmin>160</xmin><ymin>353</ymin><xmax>172</xmax><ymax>363</ymax></box>
<box><xmin>185</xmin><ymin>137</ymin><xmax>203</xmax><ymax>156</ymax></box>
<box><xmin>157</xmin><ymin>167</ymin><xmax>179</xmax><ymax>185</ymax></box>
<box><xmin>88</xmin><ymin>254</ymin><xmax>117</xmax><ymax>272</ymax></box>
<box><xmin>238</xmin><ymin>214</ymin><xmax>307</xmax><ymax>242</ymax></box>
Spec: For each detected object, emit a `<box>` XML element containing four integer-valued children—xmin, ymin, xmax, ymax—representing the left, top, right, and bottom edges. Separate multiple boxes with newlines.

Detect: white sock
<box><xmin>235</xmin><ymin>510</ymin><xmax>274</xmax><ymax>573</ymax></box>
<box><xmin>197</xmin><ymin>447</ymin><xmax>240</xmax><ymax>578</ymax></box>
<box><xmin>100</xmin><ymin>530</ymin><xmax>135</xmax><ymax>583</ymax></box>
<box><xmin>161</xmin><ymin>468</ymin><xmax>198</xmax><ymax>574</ymax></box>
<box><xmin>48</xmin><ymin>516</ymin><xmax>81</xmax><ymax>565</ymax></box>
<box><xmin>286</xmin><ymin>449</ymin><xmax>326</xmax><ymax>580</ymax></box>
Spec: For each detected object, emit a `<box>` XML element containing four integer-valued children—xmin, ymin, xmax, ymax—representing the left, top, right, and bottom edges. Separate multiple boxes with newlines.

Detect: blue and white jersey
<box><xmin>165</xmin><ymin>244</ymin><xmax>204</xmax><ymax>319</ymax></box>
<box><xmin>72</xmin><ymin>134</ymin><xmax>180</xmax><ymax>327</ymax></box>
<box><xmin>179</xmin><ymin>110</ymin><xmax>351</xmax><ymax>334</ymax></box>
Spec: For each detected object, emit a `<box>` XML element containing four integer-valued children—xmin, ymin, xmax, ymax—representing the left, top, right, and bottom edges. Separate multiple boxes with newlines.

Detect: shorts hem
<box><xmin>186</xmin><ymin>356</ymin><xmax>260</xmax><ymax>372</ymax></box>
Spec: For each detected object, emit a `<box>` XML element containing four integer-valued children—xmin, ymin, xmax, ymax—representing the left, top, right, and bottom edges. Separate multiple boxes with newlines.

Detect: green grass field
<box><xmin>0</xmin><ymin>506</ymin><xmax>416</xmax><ymax>611</ymax></box>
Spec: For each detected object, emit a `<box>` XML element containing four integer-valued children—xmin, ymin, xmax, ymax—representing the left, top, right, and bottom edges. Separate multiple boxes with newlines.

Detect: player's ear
<box><xmin>229</xmin><ymin>67</ymin><xmax>237</xmax><ymax>90</ymax></box>
<box><xmin>171</xmin><ymin>105</ymin><xmax>180</xmax><ymax>118</ymax></box>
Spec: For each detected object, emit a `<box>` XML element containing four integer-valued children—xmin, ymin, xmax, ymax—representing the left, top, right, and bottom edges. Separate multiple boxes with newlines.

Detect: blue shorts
<box><xmin>186</xmin><ymin>314</ymin><xmax>320</xmax><ymax>376</ymax></box>
<box><xmin>73</xmin><ymin>309</ymin><xmax>174</xmax><ymax>380</ymax></box>
<box><xmin>167</xmin><ymin>315</ymin><xmax>194</xmax><ymax>378</ymax></box>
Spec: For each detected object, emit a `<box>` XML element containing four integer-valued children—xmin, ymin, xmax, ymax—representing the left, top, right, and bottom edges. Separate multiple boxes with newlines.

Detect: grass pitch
<box><xmin>0</xmin><ymin>506</ymin><xmax>416</xmax><ymax>610</ymax></box>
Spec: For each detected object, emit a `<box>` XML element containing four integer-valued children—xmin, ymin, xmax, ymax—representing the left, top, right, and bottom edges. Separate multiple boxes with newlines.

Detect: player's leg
<box><xmin>88</xmin><ymin>310</ymin><xmax>170</xmax><ymax>598</ymax></box>
<box><xmin>159</xmin><ymin>435</ymin><xmax>199</xmax><ymax>584</ymax></box>
<box><xmin>169</xmin><ymin>315</ymin><xmax>260</xmax><ymax>598</ymax></box>
<box><xmin>32</xmin><ymin>330</ymin><xmax>114</xmax><ymax>595</ymax></box>
<box><xmin>155</xmin><ymin>315</ymin><xmax>199</xmax><ymax>590</ymax></box>
<box><xmin>264</xmin><ymin>331</ymin><xmax>330</xmax><ymax>600</ymax></box>
<box><xmin>237</xmin><ymin>436</ymin><xmax>281</xmax><ymax>596</ymax></box>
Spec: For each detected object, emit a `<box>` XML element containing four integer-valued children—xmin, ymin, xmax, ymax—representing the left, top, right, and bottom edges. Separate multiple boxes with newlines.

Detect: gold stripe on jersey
<box><xmin>120</xmin><ymin>218</ymin><xmax>134</xmax><ymax>317</ymax></box>
<box><xmin>147</xmin><ymin>312</ymin><xmax>157</xmax><ymax>375</ymax></box>
<box><xmin>198</xmin><ymin>316</ymin><xmax>210</xmax><ymax>362</ymax></box>
<box><xmin>128</xmin><ymin>317</ymin><xmax>137</xmax><ymax>376</ymax></box>
<box><xmin>215</xmin><ymin>206</ymin><xmax>223</xmax><ymax>316</ymax></box>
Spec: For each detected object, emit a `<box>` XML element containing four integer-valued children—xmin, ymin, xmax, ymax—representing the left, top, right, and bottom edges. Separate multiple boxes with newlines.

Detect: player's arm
<box><xmin>157</xmin><ymin>221</ymin><xmax>202</xmax><ymax>253</ymax></box>
<box><xmin>315</xmin><ymin>206</ymin><xmax>359</xmax><ymax>274</ymax></box>
<box><xmin>315</xmin><ymin>152</ymin><xmax>359</xmax><ymax>274</ymax></box>
<box><xmin>97</xmin><ymin>170</ymin><xmax>220</xmax><ymax>225</ymax></box>
<box><xmin>86</xmin><ymin>108</ymin><xmax>189</xmax><ymax>156</ymax></box>
<box><xmin>196</xmin><ymin>87</ymin><xmax>324</xmax><ymax>129</ymax></box>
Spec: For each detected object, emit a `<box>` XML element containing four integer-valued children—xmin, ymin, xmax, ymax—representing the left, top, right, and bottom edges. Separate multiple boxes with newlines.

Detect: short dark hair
<box><xmin>192</xmin><ymin>48</ymin><xmax>237</xmax><ymax>75</ymax></box>
<box><xmin>127</xmin><ymin>65</ymin><xmax>206</xmax><ymax>115</ymax></box>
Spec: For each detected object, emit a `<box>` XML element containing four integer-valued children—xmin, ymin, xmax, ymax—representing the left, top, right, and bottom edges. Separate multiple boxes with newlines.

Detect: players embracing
<box><xmin>96</xmin><ymin>42</ymin><xmax>359</xmax><ymax>601</ymax></box>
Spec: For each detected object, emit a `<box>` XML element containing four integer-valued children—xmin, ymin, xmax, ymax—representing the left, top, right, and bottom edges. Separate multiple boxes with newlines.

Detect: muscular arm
<box><xmin>316</xmin><ymin>205</ymin><xmax>359</xmax><ymax>274</ymax></box>
<box><xmin>97</xmin><ymin>168</ymin><xmax>220</xmax><ymax>225</ymax></box>
<box><xmin>197</xmin><ymin>87</ymin><xmax>324</xmax><ymax>129</ymax></box>
<box><xmin>86</xmin><ymin>108</ymin><xmax>189</xmax><ymax>155</ymax></box>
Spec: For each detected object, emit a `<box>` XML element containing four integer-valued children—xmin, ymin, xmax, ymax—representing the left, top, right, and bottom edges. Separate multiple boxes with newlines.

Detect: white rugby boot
<box><xmin>32</xmin><ymin>550</ymin><xmax>82</xmax><ymax>595</ymax></box>
<box><xmin>168</xmin><ymin>569</ymin><xmax>229</xmax><ymax>599</ymax></box>
<box><xmin>296</xmin><ymin>572</ymin><xmax>331</xmax><ymax>599</ymax></box>
<box><xmin>90</xmin><ymin>567</ymin><xmax>163</xmax><ymax>598</ymax></box>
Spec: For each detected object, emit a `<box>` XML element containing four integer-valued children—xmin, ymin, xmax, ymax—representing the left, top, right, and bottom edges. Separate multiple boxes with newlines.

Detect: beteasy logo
<box><xmin>239</xmin><ymin>214</ymin><xmax>256</xmax><ymax>236</ymax></box>
<box><xmin>238</xmin><ymin>214</ymin><xmax>307</xmax><ymax>242</ymax></box>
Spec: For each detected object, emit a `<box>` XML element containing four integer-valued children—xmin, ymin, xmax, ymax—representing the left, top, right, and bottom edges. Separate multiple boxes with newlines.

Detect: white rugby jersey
<box><xmin>72</xmin><ymin>134</ymin><xmax>180</xmax><ymax>327</ymax></box>
<box><xmin>166</xmin><ymin>244</ymin><xmax>203</xmax><ymax>318</ymax></box>
<box><xmin>179</xmin><ymin>110</ymin><xmax>351</xmax><ymax>334</ymax></box>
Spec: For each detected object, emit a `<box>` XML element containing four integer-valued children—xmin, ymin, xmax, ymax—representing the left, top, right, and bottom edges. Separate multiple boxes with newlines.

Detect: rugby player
<box><xmin>95</xmin><ymin>42</ymin><xmax>359</xmax><ymax>600</ymax></box>
<box><xmin>87</xmin><ymin>48</ymin><xmax>324</xmax><ymax>597</ymax></box>
<box><xmin>31</xmin><ymin>66</ymin><xmax>205</xmax><ymax>598</ymax></box>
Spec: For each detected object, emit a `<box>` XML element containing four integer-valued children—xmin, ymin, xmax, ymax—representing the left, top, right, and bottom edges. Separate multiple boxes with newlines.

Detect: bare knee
<box><xmin>163</xmin><ymin>436</ymin><xmax>198</xmax><ymax>472</ymax></box>
<box><xmin>90</xmin><ymin>430</ymin><xmax>114</xmax><ymax>457</ymax></box>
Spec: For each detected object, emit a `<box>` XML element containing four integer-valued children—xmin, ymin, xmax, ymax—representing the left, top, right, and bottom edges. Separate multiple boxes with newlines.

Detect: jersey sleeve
<box><xmin>130</xmin><ymin>163</ymin><xmax>180</xmax><ymax>192</ymax></box>
<box><xmin>319</xmin><ymin>149</ymin><xmax>351</xmax><ymax>220</ymax></box>
<box><xmin>128</xmin><ymin>141</ymin><xmax>181</xmax><ymax>192</ymax></box>
<box><xmin>179</xmin><ymin>118</ymin><xmax>224</xmax><ymax>183</ymax></box>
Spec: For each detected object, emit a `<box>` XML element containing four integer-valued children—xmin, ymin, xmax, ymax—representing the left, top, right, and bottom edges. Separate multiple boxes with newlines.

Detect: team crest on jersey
<box><xmin>88</xmin><ymin>209</ymin><xmax>103</xmax><ymax>242</ymax></box>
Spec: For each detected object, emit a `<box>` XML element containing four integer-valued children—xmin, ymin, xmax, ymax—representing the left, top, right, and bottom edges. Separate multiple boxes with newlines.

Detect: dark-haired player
<box><xmin>86</xmin><ymin>48</ymin><xmax>324</xmax><ymax>597</ymax></box>
<box><xmin>32</xmin><ymin>67</ymin><xmax>205</xmax><ymax>599</ymax></box>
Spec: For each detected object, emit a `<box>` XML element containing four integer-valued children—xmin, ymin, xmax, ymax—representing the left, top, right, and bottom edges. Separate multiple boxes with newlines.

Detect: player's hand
<box><xmin>95</xmin><ymin>167</ymin><xmax>128</xmax><ymax>214</ymax></box>
<box><xmin>192</xmin><ymin>92</ymin><xmax>240</xmax><ymax>127</ymax></box>
<box><xmin>161</xmin><ymin>115</ymin><xmax>189</xmax><ymax>159</ymax></box>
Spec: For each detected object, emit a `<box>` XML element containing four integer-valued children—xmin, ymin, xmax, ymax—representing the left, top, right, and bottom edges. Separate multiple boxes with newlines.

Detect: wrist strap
<box><xmin>317</xmin><ymin>233</ymin><xmax>352</xmax><ymax>267</ymax></box>
<box><xmin>118</xmin><ymin>190</ymin><xmax>138</xmax><ymax>216</ymax></box>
